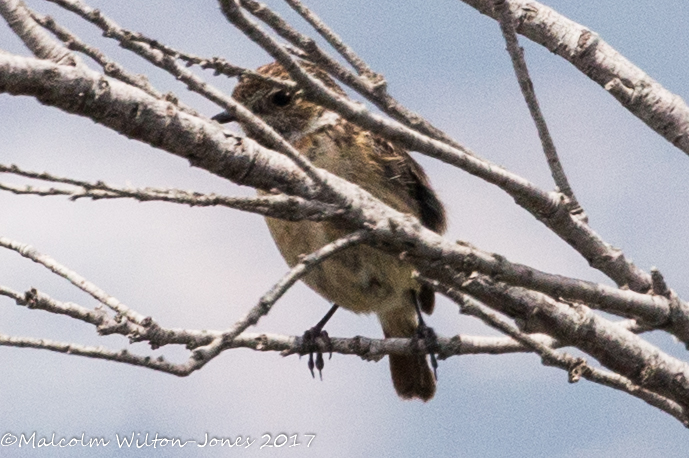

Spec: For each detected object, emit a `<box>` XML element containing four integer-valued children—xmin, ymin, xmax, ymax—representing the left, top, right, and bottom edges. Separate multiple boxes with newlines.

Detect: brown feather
<box><xmin>231</xmin><ymin>61</ymin><xmax>447</xmax><ymax>401</ymax></box>
<box><xmin>418</xmin><ymin>284</ymin><xmax>436</xmax><ymax>315</ymax></box>
<box><xmin>381</xmin><ymin>311</ymin><xmax>436</xmax><ymax>401</ymax></box>
<box><xmin>389</xmin><ymin>354</ymin><xmax>436</xmax><ymax>401</ymax></box>
<box><xmin>371</xmin><ymin>136</ymin><xmax>447</xmax><ymax>234</ymax></box>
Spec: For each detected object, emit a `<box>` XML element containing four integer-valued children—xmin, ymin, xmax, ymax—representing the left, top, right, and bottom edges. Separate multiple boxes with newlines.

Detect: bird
<box><xmin>215</xmin><ymin>61</ymin><xmax>447</xmax><ymax>401</ymax></box>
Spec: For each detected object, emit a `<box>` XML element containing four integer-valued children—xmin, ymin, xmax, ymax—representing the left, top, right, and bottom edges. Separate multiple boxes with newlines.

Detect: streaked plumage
<box><xmin>230</xmin><ymin>62</ymin><xmax>446</xmax><ymax>400</ymax></box>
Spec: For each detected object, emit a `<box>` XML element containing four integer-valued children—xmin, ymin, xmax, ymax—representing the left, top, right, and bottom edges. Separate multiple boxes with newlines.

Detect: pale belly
<box><xmin>265</xmin><ymin>217</ymin><xmax>417</xmax><ymax>315</ymax></box>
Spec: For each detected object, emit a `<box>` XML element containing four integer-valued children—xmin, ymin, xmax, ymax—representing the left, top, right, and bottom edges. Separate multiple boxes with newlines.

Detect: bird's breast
<box><xmin>265</xmin><ymin>217</ymin><xmax>416</xmax><ymax>314</ymax></box>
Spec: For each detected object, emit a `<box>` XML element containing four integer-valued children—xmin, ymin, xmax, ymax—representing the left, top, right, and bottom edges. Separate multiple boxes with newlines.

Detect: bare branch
<box><xmin>441</xmin><ymin>273</ymin><xmax>689</xmax><ymax>412</ymax></box>
<box><xmin>0</xmin><ymin>0</ymin><xmax>80</xmax><ymax>65</ymax></box>
<box><xmin>1</xmin><ymin>284</ymin><xmax>561</xmax><ymax>358</ymax></box>
<box><xmin>0</xmin><ymin>282</ymin><xmax>644</xmax><ymax>356</ymax></box>
<box><xmin>2</xmin><ymin>230</ymin><xmax>373</xmax><ymax>357</ymax></box>
<box><xmin>0</xmin><ymin>236</ymin><xmax>149</xmax><ymax>324</ymax></box>
<box><xmin>282</xmin><ymin>0</ymin><xmax>376</xmax><ymax>78</ymax></box>
<box><xmin>46</xmin><ymin>0</ymin><xmax>335</xmax><ymax>194</ymax></box>
<box><xmin>239</xmin><ymin>0</ymin><xmax>470</xmax><ymax>152</ymax></box>
<box><xmin>492</xmin><ymin>0</ymin><xmax>585</xmax><ymax>220</ymax></box>
<box><xmin>28</xmin><ymin>11</ymin><xmax>187</xmax><ymax>111</ymax></box>
<box><xmin>0</xmin><ymin>330</ymin><xmax>573</xmax><ymax>373</ymax></box>
<box><xmin>143</xmin><ymin>46</ymin><xmax>294</xmax><ymax>91</ymax></box>
<box><xmin>220</xmin><ymin>229</ymin><xmax>371</xmax><ymax>344</ymax></box>
<box><xmin>224</xmin><ymin>0</ymin><xmax>652</xmax><ymax>293</ymax></box>
<box><xmin>1</xmin><ymin>285</ymin><xmax>225</xmax><ymax>349</ymax></box>
<box><xmin>462</xmin><ymin>0</ymin><xmax>689</xmax><ymax>157</ymax></box>
<box><xmin>6</xmin><ymin>286</ymin><xmax>112</xmax><ymax>328</ymax></box>
<box><xmin>418</xmin><ymin>275</ymin><xmax>688</xmax><ymax>426</ymax></box>
<box><xmin>0</xmin><ymin>334</ymin><xmax>189</xmax><ymax>373</ymax></box>
<box><xmin>0</xmin><ymin>162</ymin><xmax>102</xmax><ymax>187</ymax></box>
<box><xmin>394</xmin><ymin>238</ymin><xmax>671</xmax><ymax>328</ymax></box>
<box><xmin>0</xmin><ymin>164</ymin><xmax>340</xmax><ymax>221</ymax></box>
<box><xmin>89</xmin><ymin>17</ymin><xmax>295</xmax><ymax>91</ymax></box>
<box><xmin>1</xmin><ymin>54</ymin><xmax>680</xmax><ymax>339</ymax></box>
<box><xmin>0</xmin><ymin>53</ymin><xmax>313</xmax><ymax>198</ymax></box>
<box><xmin>92</xmin><ymin>229</ymin><xmax>374</xmax><ymax>373</ymax></box>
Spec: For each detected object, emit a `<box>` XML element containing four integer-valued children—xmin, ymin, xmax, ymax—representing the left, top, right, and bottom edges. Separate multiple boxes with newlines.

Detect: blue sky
<box><xmin>1</xmin><ymin>1</ymin><xmax>689</xmax><ymax>456</ymax></box>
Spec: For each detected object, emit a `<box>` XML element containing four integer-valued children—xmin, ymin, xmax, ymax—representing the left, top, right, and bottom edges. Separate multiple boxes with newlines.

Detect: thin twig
<box><xmin>282</xmin><ymin>0</ymin><xmax>376</xmax><ymax>78</ymax></box>
<box><xmin>493</xmin><ymin>0</ymin><xmax>585</xmax><ymax>220</ymax></box>
<box><xmin>28</xmin><ymin>11</ymin><xmax>193</xmax><ymax>113</ymax></box>
<box><xmin>1</xmin><ymin>285</ymin><xmax>215</xmax><ymax>348</ymax></box>
<box><xmin>462</xmin><ymin>0</ymin><xmax>689</xmax><ymax>157</ymax></box>
<box><xmin>239</xmin><ymin>0</ymin><xmax>472</xmax><ymax>153</ymax></box>
<box><xmin>108</xmin><ymin>25</ymin><xmax>295</xmax><ymax>90</ymax></box>
<box><xmin>0</xmin><ymin>333</ymin><xmax>189</xmax><ymax>373</ymax></box>
<box><xmin>157</xmin><ymin>53</ymin><xmax>294</xmax><ymax>90</ymax></box>
<box><xmin>0</xmin><ymin>162</ymin><xmax>104</xmax><ymax>187</ymax></box>
<box><xmin>0</xmin><ymin>163</ymin><xmax>340</xmax><ymax>221</ymax></box>
<box><xmin>6</xmin><ymin>286</ymin><xmax>112</xmax><ymax>328</ymax></box>
<box><xmin>422</xmin><ymin>271</ymin><xmax>689</xmax><ymax>416</ymax></box>
<box><xmin>227</xmin><ymin>0</ymin><xmax>652</xmax><ymax>293</ymax></box>
<box><xmin>2</xmin><ymin>285</ymin><xmax>564</xmax><ymax>358</ymax></box>
<box><xmin>0</xmin><ymin>236</ymin><xmax>148</xmax><ymax>324</ymax></box>
<box><xmin>47</xmin><ymin>0</ymin><xmax>333</xmax><ymax>195</ymax></box>
<box><xmin>0</xmin><ymin>181</ymin><xmax>338</xmax><ymax>220</ymax></box>
<box><xmin>168</xmin><ymin>229</ymin><xmax>372</xmax><ymax>370</ymax></box>
<box><xmin>0</xmin><ymin>330</ymin><xmax>580</xmax><ymax>375</ymax></box>
<box><xmin>418</xmin><ymin>275</ymin><xmax>688</xmax><ymax>427</ymax></box>
<box><xmin>220</xmin><ymin>229</ymin><xmax>371</xmax><ymax>344</ymax></box>
<box><xmin>28</xmin><ymin>5</ymin><xmax>205</xmax><ymax>119</ymax></box>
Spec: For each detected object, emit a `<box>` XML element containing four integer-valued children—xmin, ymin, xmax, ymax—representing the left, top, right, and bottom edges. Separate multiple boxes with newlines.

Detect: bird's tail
<box><xmin>379</xmin><ymin>307</ymin><xmax>436</xmax><ymax>401</ymax></box>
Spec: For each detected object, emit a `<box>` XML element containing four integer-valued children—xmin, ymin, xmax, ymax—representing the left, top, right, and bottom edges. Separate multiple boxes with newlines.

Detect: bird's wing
<box><xmin>371</xmin><ymin>136</ymin><xmax>447</xmax><ymax>235</ymax></box>
<box><xmin>371</xmin><ymin>137</ymin><xmax>447</xmax><ymax>315</ymax></box>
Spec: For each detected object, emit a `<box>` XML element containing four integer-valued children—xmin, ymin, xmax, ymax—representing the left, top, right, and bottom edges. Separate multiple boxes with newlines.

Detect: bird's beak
<box><xmin>212</xmin><ymin>111</ymin><xmax>236</xmax><ymax>124</ymax></box>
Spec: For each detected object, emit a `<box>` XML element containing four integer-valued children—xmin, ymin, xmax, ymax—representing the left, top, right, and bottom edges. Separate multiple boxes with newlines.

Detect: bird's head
<box><xmin>216</xmin><ymin>61</ymin><xmax>345</xmax><ymax>142</ymax></box>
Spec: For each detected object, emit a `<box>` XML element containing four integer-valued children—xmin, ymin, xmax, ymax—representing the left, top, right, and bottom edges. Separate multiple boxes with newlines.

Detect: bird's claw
<box><xmin>413</xmin><ymin>322</ymin><xmax>440</xmax><ymax>380</ymax></box>
<box><xmin>302</xmin><ymin>328</ymin><xmax>332</xmax><ymax>380</ymax></box>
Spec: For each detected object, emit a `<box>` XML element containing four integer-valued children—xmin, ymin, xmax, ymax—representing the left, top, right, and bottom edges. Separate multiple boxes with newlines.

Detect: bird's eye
<box><xmin>271</xmin><ymin>90</ymin><xmax>292</xmax><ymax>107</ymax></box>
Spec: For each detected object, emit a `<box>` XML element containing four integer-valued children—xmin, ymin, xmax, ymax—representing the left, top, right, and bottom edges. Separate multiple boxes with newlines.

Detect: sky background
<box><xmin>2</xmin><ymin>0</ymin><xmax>689</xmax><ymax>456</ymax></box>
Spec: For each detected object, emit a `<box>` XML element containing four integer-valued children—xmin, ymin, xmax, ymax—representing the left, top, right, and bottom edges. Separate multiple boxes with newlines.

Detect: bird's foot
<box><xmin>413</xmin><ymin>321</ymin><xmax>440</xmax><ymax>380</ymax></box>
<box><xmin>301</xmin><ymin>327</ymin><xmax>332</xmax><ymax>381</ymax></box>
